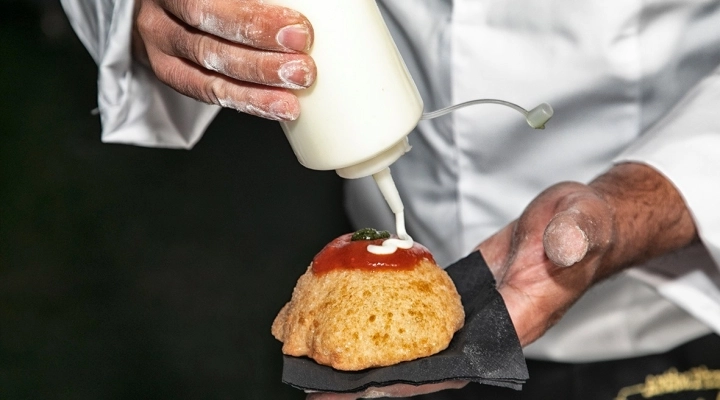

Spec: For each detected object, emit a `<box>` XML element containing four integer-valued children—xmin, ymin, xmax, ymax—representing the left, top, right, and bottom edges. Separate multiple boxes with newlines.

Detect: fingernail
<box><xmin>278</xmin><ymin>59</ymin><xmax>313</xmax><ymax>89</ymax></box>
<box><xmin>277</xmin><ymin>24</ymin><xmax>310</xmax><ymax>52</ymax></box>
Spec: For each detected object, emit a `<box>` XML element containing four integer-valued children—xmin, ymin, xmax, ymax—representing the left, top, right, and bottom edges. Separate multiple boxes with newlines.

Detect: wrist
<box><xmin>589</xmin><ymin>162</ymin><xmax>698</xmax><ymax>280</ymax></box>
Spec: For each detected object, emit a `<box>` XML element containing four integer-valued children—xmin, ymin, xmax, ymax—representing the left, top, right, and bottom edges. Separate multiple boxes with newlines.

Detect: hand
<box><xmin>133</xmin><ymin>0</ymin><xmax>316</xmax><ymax>120</ymax></box>
<box><xmin>478</xmin><ymin>162</ymin><xmax>698</xmax><ymax>346</ymax></box>
<box><xmin>306</xmin><ymin>381</ymin><xmax>468</xmax><ymax>399</ymax></box>
<box><xmin>305</xmin><ymin>163</ymin><xmax>697</xmax><ymax>398</ymax></box>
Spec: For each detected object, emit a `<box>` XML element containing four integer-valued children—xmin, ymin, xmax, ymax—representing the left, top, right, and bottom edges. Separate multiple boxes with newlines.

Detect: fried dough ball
<box><xmin>272</xmin><ymin>257</ymin><xmax>464</xmax><ymax>371</ymax></box>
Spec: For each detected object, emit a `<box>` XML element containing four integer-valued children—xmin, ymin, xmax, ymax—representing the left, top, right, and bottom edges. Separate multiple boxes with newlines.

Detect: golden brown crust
<box><xmin>272</xmin><ymin>259</ymin><xmax>464</xmax><ymax>371</ymax></box>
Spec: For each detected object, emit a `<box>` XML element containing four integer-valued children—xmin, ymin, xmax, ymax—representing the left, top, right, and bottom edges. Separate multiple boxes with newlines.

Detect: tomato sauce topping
<box><xmin>311</xmin><ymin>233</ymin><xmax>434</xmax><ymax>274</ymax></box>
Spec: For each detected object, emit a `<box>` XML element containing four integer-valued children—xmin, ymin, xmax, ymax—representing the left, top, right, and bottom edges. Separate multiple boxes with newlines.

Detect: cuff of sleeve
<box><xmin>614</xmin><ymin>68</ymin><xmax>720</xmax><ymax>267</ymax></box>
<box><xmin>96</xmin><ymin>0</ymin><xmax>220</xmax><ymax>149</ymax></box>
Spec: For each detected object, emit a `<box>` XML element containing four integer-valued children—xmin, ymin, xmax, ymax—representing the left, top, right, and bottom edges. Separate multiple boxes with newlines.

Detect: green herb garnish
<box><xmin>351</xmin><ymin>228</ymin><xmax>391</xmax><ymax>241</ymax></box>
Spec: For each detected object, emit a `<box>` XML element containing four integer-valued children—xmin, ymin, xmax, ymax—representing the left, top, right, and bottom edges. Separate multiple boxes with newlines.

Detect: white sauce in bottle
<box><xmin>367</xmin><ymin>168</ymin><xmax>413</xmax><ymax>254</ymax></box>
<box><xmin>264</xmin><ymin>0</ymin><xmax>423</xmax><ymax>173</ymax></box>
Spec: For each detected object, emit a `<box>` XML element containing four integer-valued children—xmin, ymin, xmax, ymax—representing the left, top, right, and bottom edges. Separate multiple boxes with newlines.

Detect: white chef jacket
<box><xmin>61</xmin><ymin>0</ymin><xmax>720</xmax><ymax>362</ymax></box>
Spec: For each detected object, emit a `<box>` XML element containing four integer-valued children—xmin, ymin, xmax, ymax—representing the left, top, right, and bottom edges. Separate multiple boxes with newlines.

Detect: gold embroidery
<box><xmin>615</xmin><ymin>366</ymin><xmax>720</xmax><ymax>400</ymax></box>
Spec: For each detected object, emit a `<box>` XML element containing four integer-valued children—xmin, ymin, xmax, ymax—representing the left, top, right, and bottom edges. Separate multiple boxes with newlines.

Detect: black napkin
<box><xmin>281</xmin><ymin>251</ymin><xmax>528</xmax><ymax>393</ymax></box>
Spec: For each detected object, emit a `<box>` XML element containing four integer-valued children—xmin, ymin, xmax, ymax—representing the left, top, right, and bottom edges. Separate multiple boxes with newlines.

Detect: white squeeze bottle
<box><xmin>263</xmin><ymin>0</ymin><xmax>422</xmax><ymax>253</ymax></box>
<box><xmin>264</xmin><ymin>0</ymin><xmax>553</xmax><ymax>253</ymax></box>
<box><xmin>265</xmin><ymin>0</ymin><xmax>423</xmax><ymax>179</ymax></box>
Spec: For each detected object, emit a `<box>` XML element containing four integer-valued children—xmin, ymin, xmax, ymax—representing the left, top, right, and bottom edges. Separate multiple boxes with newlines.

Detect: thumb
<box><xmin>543</xmin><ymin>196</ymin><xmax>614</xmax><ymax>267</ymax></box>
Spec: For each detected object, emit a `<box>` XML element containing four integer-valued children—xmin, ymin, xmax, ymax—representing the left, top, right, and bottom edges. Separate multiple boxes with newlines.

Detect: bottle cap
<box><xmin>335</xmin><ymin>138</ymin><xmax>411</xmax><ymax>179</ymax></box>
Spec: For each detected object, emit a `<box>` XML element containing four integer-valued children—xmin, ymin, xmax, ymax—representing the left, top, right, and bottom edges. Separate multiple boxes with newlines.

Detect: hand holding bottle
<box><xmin>132</xmin><ymin>0</ymin><xmax>317</xmax><ymax>120</ymax></box>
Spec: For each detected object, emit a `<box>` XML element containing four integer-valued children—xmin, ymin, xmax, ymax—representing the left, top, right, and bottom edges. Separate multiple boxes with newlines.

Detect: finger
<box><xmin>137</xmin><ymin>3</ymin><xmax>316</xmax><ymax>89</ymax></box>
<box><xmin>543</xmin><ymin>210</ymin><xmax>589</xmax><ymax>267</ymax></box>
<box><xmin>147</xmin><ymin>46</ymin><xmax>301</xmax><ymax>120</ymax></box>
<box><xmin>169</xmin><ymin>27</ymin><xmax>316</xmax><ymax>89</ymax></box>
<box><xmin>158</xmin><ymin>0</ymin><xmax>313</xmax><ymax>52</ymax></box>
<box><xmin>543</xmin><ymin>194</ymin><xmax>614</xmax><ymax>267</ymax></box>
<box><xmin>307</xmin><ymin>381</ymin><xmax>468</xmax><ymax>399</ymax></box>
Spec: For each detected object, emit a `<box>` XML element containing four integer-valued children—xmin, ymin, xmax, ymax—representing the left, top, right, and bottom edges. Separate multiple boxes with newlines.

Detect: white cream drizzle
<box><xmin>367</xmin><ymin>168</ymin><xmax>414</xmax><ymax>255</ymax></box>
<box><xmin>367</xmin><ymin>211</ymin><xmax>413</xmax><ymax>254</ymax></box>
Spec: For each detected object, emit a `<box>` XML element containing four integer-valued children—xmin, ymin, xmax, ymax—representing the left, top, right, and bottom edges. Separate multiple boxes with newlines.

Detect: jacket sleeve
<box><xmin>616</xmin><ymin>63</ymin><xmax>720</xmax><ymax>270</ymax></box>
<box><xmin>60</xmin><ymin>0</ymin><xmax>220</xmax><ymax>149</ymax></box>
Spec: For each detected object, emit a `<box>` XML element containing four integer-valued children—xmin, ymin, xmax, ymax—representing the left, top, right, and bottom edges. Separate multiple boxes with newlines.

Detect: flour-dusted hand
<box><xmin>132</xmin><ymin>0</ymin><xmax>316</xmax><ymax>120</ymax></box>
<box><xmin>479</xmin><ymin>162</ymin><xmax>699</xmax><ymax>347</ymax></box>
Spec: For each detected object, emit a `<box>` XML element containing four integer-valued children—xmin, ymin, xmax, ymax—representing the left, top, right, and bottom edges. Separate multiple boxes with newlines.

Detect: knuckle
<box><xmin>135</xmin><ymin>2</ymin><xmax>181</xmax><ymax>53</ymax></box>
<box><xmin>135</xmin><ymin>3</ymin><xmax>160</xmax><ymax>39</ymax></box>
<box><xmin>149</xmin><ymin>54</ymin><xmax>217</xmax><ymax>106</ymax></box>
<box><xmin>202</xmin><ymin>76</ymin><xmax>225</xmax><ymax>105</ymax></box>
<box><xmin>176</xmin><ymin>0</ymin><xmax>203</xmax><ymax>27</ymax></box>
<box><xmin>192</xmin><ymin>34</ymin><xmax>214</xmax><ymax>67</ymax></box>
<box><xmin>247</xmin><ymin>12</ymin><xmax>267</xmax><ymax>35</ymax></box>
<box><xmin>149</xmin><ymin>56</ymin><xmax>178</xmax><ymax>89</ymax></box>
<box><xmin>251</xmin><ymin>55</ymin><xmax>272</xmax><ymax>83</ymax></box>
<box><xmin>234</xmin><ymin>12</ymin><xmax>269</xmax><ymax>47</ymax></box>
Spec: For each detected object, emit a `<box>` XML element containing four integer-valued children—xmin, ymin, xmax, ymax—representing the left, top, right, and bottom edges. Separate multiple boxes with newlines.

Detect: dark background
<box><xmin>0</xmin><ymin>1</ymin><xmax>352</xmax><ymax>398</ymax></box>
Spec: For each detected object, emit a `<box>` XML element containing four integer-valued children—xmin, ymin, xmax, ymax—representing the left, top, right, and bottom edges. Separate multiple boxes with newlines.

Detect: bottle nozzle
<box><xmin>372</xmin><ymin>168</ymin><xmax>404</xmax><ymax>215</ymax></box>
<box><xmin>525</xmin><ymin>103</ymin><xmax>554</xmax><ymax>129</ymax></box>
<box><xmin>421</xmin><ymin>99</ymin><xmax>554</xmax><ymax>129</ymax></box>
